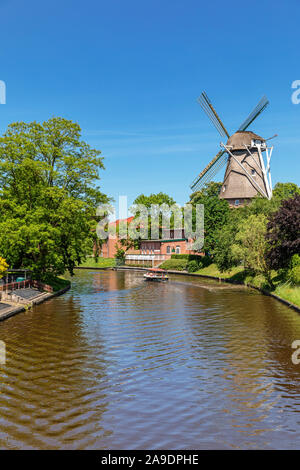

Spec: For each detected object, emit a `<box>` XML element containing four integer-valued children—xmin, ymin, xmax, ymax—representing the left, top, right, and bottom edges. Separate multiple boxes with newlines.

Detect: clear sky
<box><xmin>0</xmin><ymin>0</ymin><xmax>299</xmax><ymax>208</ymax></box>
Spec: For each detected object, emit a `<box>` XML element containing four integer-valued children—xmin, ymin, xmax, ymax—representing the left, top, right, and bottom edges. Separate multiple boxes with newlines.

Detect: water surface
<box><xmin>0</xmin><ymin>269</ymin><xmax>299</xmax><ymax>449</ymax></box>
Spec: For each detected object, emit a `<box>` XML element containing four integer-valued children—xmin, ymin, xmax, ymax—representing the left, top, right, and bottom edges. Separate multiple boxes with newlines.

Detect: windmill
<box><xmin>190</xmin><ymin>92</ymin><xmax>275</xmax><ymax>206</ymax></box>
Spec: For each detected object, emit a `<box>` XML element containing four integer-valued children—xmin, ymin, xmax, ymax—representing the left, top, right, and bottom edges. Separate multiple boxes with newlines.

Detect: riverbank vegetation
<box><xmin>78</xmin><ymin>257</ymin><xmax>115</xmax><ymax>268</ymax></box>
<box><xmin>161</xmin><ymin>182</ymin><xmax>300</xmax><ymax>307</ymax></box>
<box><xmin>44</xmin><ymin>275</ymin><xmax>71</xmax><ymax>292</ymax></box>
<box><xmin>0</xmin><ymin>118</ymin><xmax>109</xmax><ymax>282</ymax></box>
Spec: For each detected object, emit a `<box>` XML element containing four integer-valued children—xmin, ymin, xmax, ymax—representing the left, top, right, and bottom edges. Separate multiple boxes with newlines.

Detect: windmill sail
<box><xmin>198</xmin><ymin>92</ymin><xmax>230</xmax><ymax>139</ymax></box>
<box><xmin>190</xmin><ymin>92</ymin><xmax>272</xmax><ymax>201</ymax></box>
<box><xmin>238</xmin><ymin>96</ymin><xmax>269</xmax><ymax>132</ymax></box>
<box><xmin>190</xmin><ymin>150</ymin><xmax>227</xmax><ymax>191</ymax></box>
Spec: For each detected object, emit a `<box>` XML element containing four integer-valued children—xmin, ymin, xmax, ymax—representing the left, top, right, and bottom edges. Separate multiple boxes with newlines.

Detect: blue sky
<box><xmin>0</xmin><ymin>0</ymin><xmax>299</xmax><ymax>208</ymax></box>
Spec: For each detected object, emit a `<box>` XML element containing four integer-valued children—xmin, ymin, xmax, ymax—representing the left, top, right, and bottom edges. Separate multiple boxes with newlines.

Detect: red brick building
<box><xmin>100</xmin><ymin>217</ymin><xmax>140</xmax><ymax>258</ymax></box>
<box><xmin>100</xmin><ymin>219</ymin><xmax>199</xmax><ymax>266</ymax></box>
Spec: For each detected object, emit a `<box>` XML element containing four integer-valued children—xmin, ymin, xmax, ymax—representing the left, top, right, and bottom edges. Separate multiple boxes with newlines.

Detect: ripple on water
<box><xmin>0</xmin><ymin>269</ymin><xmax>300</xmax><ymax>449</ymax></box>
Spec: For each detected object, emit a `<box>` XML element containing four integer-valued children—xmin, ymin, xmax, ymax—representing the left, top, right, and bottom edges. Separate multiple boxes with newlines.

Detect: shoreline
<box><xmin>113</xmin><ymin>265</ymin><xmax>300</xmax><ymax>313</ymax></box>
<box><xmin>3</xmin><ymin>266</ymin><xmax>297</xmax><ymax>323</ymax></box>
<box><xmin>74</xmin><ymin>266</ymin><xmax>112</xmax><ymax>270</ymax></box>
<box><xmin>0</xmin><ymin>283</ymin><xmax>71</xmax><ymax>322</ymax></box>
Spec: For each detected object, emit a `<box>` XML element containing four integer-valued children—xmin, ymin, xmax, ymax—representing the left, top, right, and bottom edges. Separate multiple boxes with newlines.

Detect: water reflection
<box><xmin>0</xmin><ymin>269</ymin><xmax>299</xmax><ymax>449</ymax></box>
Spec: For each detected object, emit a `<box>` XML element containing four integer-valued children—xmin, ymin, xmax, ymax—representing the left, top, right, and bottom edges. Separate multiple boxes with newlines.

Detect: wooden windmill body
<box><xmin>190</xmin><ymin>93</ymin><xmax>274</xmax><ymax>207</ymax></box>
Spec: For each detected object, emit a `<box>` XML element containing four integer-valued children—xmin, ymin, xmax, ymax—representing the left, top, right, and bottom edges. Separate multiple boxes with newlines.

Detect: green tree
<box><xmin>132</xmin><ymin>192</ymin><xmax>176</xmax><ymax>208</ymax></box>
<box><xmin>189</xmin><ymin>183</ymin><xmax>230</xmax><ymax>253</ymax></box>
<box><xmin>131</xmin><ymin>192</ymin><xmax>177</xmax><ymax>239</ymax></box>
<box><xmin>272</xmin><ymin>182</ymin><xmax>300</xmax><ymax>202</ymax></box>
<box><xmin>232</xmin><ymin>214</ymin><xmax>271</xmax><ymax>279</ymax></box>
<box><xmin>213</xmin><ymin>225</ymin><xmax>238</xmax><ymax>272</ymax></box>
<box><xmin>190</xmin><ymin>182</ymin><xmax>222</xmax><ymax>202</ymax></box>
<box><xmin>0</xmin><ymin>117</ymin><xmax>109</xmax><ymax>278</ymax></box>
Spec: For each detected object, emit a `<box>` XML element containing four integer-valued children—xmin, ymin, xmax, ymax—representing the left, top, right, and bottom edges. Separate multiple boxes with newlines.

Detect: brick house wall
<box><xmin>100</xmin><ymin>219</ymin><xmax>200</xmax><ymax>259</ymax></box>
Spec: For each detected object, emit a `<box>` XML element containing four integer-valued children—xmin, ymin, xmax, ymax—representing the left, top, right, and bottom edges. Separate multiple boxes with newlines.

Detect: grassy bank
<box><xmin>77</xmin><ymin>257</ymin><xmax>115</xmax><ymax>268</ymax></box>
<box><xmin>160</xmin><ymin>258</ymin><xmax>300</xmax><ymax>308</ymax></box>
<box><xmin>195</xmin><ymin>264</ymin><xmax>300</xmax><ymax>308</ymax></box>
<box><xmin>274</xmin><ymin>284</ymin><xmax>300</xmax><ymax>307</ymax></box>
<box><xmin>45</xmin><ymin>276</ymin><xmax>71</xmax><ymax>292</ymax></box>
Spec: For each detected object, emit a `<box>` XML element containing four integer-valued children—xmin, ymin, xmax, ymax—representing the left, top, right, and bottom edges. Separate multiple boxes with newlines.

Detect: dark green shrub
<box><xmin>200</xmin><ymin>255</ymin><xmax>212</xmax><ymax>267</ymax></box>
<box><xmin>187</xmin><ymin>260</ymin><xmax>198</xmax><ymax>273</ymax></box>
<box><xmin>290</xmin><ymin>254</ymin><xmax>300</xmax><ymax>268</ymax></box>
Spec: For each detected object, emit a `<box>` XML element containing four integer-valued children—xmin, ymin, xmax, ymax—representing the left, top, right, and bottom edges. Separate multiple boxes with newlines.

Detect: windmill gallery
<box><xmin>190</xmin><ymin>92</ymin><xmax>277</xmax><ymax>207</ymax></box>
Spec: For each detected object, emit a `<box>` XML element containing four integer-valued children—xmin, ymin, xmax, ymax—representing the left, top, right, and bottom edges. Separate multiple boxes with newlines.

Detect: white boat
<box><xmin>143</xmin><ymin>268</ymin><xmax>168</xmax><ymax>282</ymax></box>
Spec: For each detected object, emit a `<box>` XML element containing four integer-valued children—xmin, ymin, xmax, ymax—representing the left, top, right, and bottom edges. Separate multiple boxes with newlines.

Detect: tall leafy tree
<box><xmin>131</xmin><ymin>192</ymin><xmax>177</xmax><ymax>239</ymax></box>
<box><xmin>232</xmin><ymin>214</ymin><xmax>271</xmax><ymax>279</ymax></box>
<box><xmin>272</xmin><ymin>182</ymin><xmax>300</xmax><ymax>202</ymax></box>
<box><xmin>189</xmin><ymin>182</ymin><xmax>230</xmax><ymax>253</ymax></box>
<box><xmin>213</xmin><ymin>208</ymin><xmax>243</xmax><ymax>272</ymax></box>
<box><xmin>132</xmin><ymin>192</ymin><xmax>176</xmax><ymax>208</ymax></box>
<box><xmin>0</xmin><ymin>117</ymin><xmax>109</xmax><ymax>278</ymax></box>
<box><xmin>190</xmin><ymin>182</ymin><xmax>222</xmax><ymax>202</ymax></box>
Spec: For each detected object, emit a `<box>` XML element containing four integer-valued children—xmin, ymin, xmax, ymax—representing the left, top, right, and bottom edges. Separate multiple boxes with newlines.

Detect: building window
<box><xmin>176</xmin><ymin>246</ymin><xmax>180</xmax><ymax>254</ymax></box>
<box><xmin>166</xmin><ymin>246</ymin><xmax>171</xmax><ymax>254</ymax></box>
<box><xmin>235</xmin><ymin>199</ymin><xmax>240</xmax><ymax>206</ymax></box>
<box><xmin>251</xmin><ymin>169</ymin><xmax>256</xmax><ymax>175</ymax></box>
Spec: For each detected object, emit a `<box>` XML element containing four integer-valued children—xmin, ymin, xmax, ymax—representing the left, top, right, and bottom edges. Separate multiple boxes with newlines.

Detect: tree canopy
<box><xmin>189</xmin><ymin>182</ymin><xmax>230</xmax><ymax>253</ymax></box>
<box><xmin>266</xmin><ymin>194</ymin><xmax>300</xmax><ymax>270</ymax></box>
<box><xmin>132</xmin><ymin>192</ymin><xmax>176</xmax><ymax>208</ymax></box>
<box><xmin>232</xmin><ymin>214</ymin><xmax>270</xmax><ymax>277</ymax></box>
<box><xmin>0</xmin><ymin>117</ymin><xmax>109</xmax><ymax>278</ymax></box>
<box><xmin>131</xmin><ymin>192</ymin><xmax>177</xmax><ymax>239</ymax></box>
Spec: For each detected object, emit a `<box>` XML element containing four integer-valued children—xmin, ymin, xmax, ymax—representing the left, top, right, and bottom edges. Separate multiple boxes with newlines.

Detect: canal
<box><xmin>0</xmin><ymin>269</ymin><xmax>299</xmax><ymax>450</ymax></box>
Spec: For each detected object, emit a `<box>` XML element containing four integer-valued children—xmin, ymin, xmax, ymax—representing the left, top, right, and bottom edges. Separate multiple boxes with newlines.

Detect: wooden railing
<box><xmin>0</xmin><ymin>279</ymin><xmax>53</xmax><ymax>293</ymax></box>
<box><xmin>0</xmin><ymin>279</ymin><xmax>31</xmax><ymax>292</ymax></box>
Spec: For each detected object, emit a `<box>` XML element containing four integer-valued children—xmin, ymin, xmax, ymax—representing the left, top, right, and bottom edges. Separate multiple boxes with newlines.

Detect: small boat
<box><xmin>143</xmin><ymin>268</ymin><xmax>169</xmax><ymax>282</ymax></box>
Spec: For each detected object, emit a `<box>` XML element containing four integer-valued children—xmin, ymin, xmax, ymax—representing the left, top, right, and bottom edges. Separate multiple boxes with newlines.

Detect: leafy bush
<box><xmin>288</xmin><ymin>266</ymin><xmax>300</xmax><ymax>285</ymax></box>
<box><xmin>40</xmin><ymin>274</ymin><xmax>71</xmax><ymax>292</ymax></box>
<box><xmin>171</xmin><ymin>254</ymin><xmax>212</xmax><ymax>267</ymax></box>
<box><xmin>290</xmin><ymin>254</ymin><xmax>300</xmax><ymax>268</ymax></box>
<box><xmin>283</xmin><ymin>255</ymin><xmax>300</xmax><ymax>285</ymax></box>
<box><xmin>115</xmin><ymin>248</ymin><xmax>125</xmax><ymax>261</ymax></box>
<box><xmin>159</xmin><ymin>259</ymin><xmax>188</xmax><ymax>271</ymax></box>
<box><xmin>0</xmin><ymin>257</ymin><xmax>8</xmax><ymax>279</ymax></box>
<box><xmin>187</xmin><ymin>260</ymin><xmax>198</xmax><ymax>273</ymax></box>
<box><xmin>244</xmin><ymin>273</ymin><xmax>273</xmax><ymax>290</ymax></box>
<box><xmin>199</xmin><ymin>255</ymin><xmax>212</xmax><ymax>268</ymax></box>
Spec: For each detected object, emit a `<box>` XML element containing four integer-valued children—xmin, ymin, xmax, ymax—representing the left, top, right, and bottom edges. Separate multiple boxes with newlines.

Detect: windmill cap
<box><xmin>226</xmin><ymin>131</ymin><xmax>266</xmax><ymax>151</ymax></box>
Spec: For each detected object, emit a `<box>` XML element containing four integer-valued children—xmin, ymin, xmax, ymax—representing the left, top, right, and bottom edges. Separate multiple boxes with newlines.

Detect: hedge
<box><xmin>159</xmin><ymin>259</ymin><xmax>188</xmax><ymax>271</ymax></box>
<box><xmin>171</xmin><ymin>254</ymin><xmax>212</xmax><ymax>267</ymax></box>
